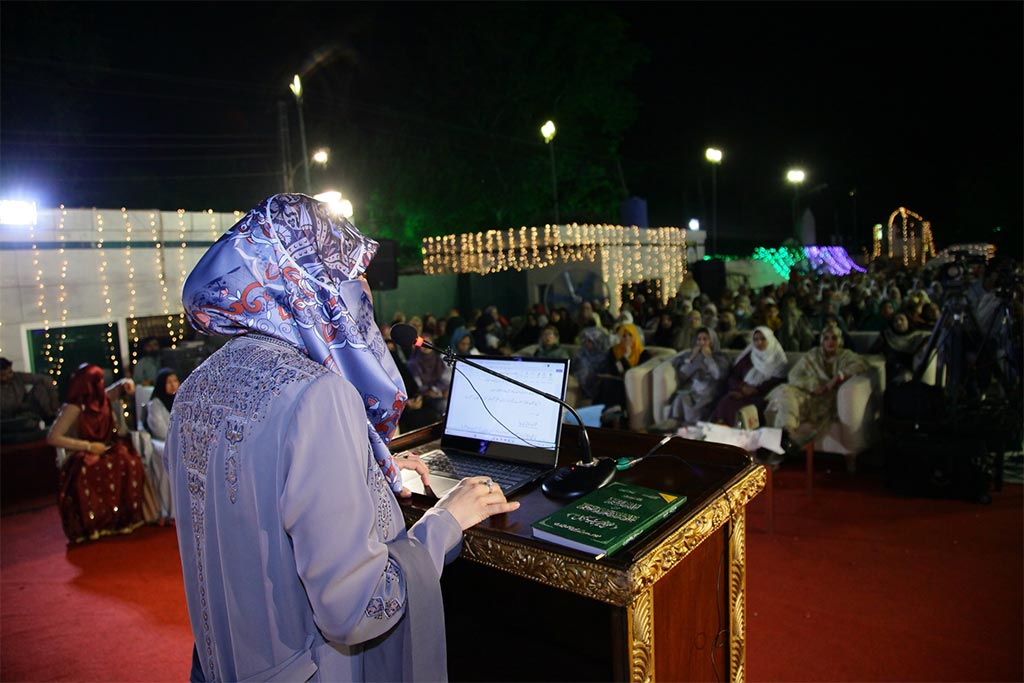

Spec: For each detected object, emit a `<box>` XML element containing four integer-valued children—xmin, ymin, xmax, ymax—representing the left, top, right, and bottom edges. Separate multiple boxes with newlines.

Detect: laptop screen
<box><xmin>440</xmin><ymin>355</ymin><xmax>570</xmax><ymax>467</ymax></box>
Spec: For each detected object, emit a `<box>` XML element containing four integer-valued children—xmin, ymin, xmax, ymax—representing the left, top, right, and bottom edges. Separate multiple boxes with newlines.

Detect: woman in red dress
<box><xmin>47</xmin><ymin>364</ymin><xmax>154</xmax><ymax>543</ymax></box>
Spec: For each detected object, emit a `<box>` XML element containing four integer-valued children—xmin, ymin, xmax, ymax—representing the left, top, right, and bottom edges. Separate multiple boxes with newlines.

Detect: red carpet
<box><xmin>1</xmin><ymin>503</ymin><xmax>193</xmax><ymax>682</ymax></box>
<box><xmin>745</xmin><ymin>463</ymin><xmax>1024</xmax><ymax>682</ymax></box>
<box><xmin>2</xmin><ymin>465</ymin><xmax>1022</xmax><ymax>682</ymax></box>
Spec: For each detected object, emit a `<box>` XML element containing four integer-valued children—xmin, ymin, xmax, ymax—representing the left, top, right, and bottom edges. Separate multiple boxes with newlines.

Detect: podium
<box><xmin>393</xmin><ymin>423</ymin><xmax>765</xmax><ymax>683</ymax></box>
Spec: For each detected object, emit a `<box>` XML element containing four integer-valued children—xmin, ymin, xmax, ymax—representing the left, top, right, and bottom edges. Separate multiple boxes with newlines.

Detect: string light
<box><xmin>175</xmin><ymin>209</ymin><xmax>188</xmax><ymax>347</ymax></box>
<box><xmin>95</xmin><ymin>209</ymin><xmax>119</xmax><ymax>377</ymax></box>
<box><xmin>123</xmin><ymin>208</ymin><xmax>138</xmax><ymax>377</ymax></box>
<box><xmin>53</xmin><ymin>207</ymin><xmax>70</xmax><ymax>381</ymax></box>
<box><xmin>886</xmin><ymin>207</ymin><xmax>936</xmax><ymax>267</ymax></box>
<box><xmin>421</xmin><ymin>223</ymin><xmax>687</xmax><ymax>314</ymax></box>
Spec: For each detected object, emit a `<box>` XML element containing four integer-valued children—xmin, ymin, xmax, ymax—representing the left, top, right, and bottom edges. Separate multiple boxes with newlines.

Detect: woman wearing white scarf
<box><xmin>709</xmin><ymin>326</ymin><xmax>789</xmax><ymax>426</ymax></box>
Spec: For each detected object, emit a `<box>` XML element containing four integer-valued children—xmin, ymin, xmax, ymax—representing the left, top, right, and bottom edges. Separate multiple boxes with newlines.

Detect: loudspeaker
<box><xmin>365</xmin><ymin>239</ymin><xmax>398</xmax><ymax>291</ymax></box>
<box><xmin>691</xmin><ymin>260</ymin><xmax>726</xmax><ymax>302</ymax></box>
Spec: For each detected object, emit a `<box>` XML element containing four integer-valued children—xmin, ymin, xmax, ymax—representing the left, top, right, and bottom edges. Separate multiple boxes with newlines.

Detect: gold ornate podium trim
<box><xmin>435</xmin><ymin>465</ymin><xmax>765</xmax><ymax>683</ymax></box>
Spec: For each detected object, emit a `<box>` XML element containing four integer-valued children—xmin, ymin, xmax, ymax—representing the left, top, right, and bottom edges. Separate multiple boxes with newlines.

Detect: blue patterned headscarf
<box><xmin>182</xmin><ymin>194</ymin><xmax>406</xmax><ymax>492</ymax></box>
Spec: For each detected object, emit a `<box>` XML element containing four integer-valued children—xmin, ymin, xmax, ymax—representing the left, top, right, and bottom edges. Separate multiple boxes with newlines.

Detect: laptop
<box><xmin>399</xmin><ymin>355</ymin><xmax>570</xmax><ymax>498</ymax></box>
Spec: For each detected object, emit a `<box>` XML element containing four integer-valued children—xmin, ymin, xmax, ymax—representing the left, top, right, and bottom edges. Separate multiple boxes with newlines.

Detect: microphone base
<box><xmin>541</xmin><ymin>458</ymin><xmax>617</xmax><ymax>500</ymax></box>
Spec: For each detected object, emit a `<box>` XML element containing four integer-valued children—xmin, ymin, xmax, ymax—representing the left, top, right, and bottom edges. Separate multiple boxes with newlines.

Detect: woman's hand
<box><xmin>435</xmin><ymin>476</ymin><xmax>521</xmax><ymax>530</ymax></box>
<box><xmin>395</xmin><ymin>454</ymin><xmax>430</xmax><ymax>499</ymax></box>
<box><xmin>740</xmin><ymin>383</ymin><xmax>757</xmax><ymax>397</ymax></box>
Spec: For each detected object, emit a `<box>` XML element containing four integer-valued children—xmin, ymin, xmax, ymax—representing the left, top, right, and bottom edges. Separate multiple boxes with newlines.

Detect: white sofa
<box><xmin>648</xmin><ymin>348</ymin><xmax>887</xmax><ymax>463</ymax></box>
<box><xmin>513</xmin><ymin>343</ymin><xmax>677</xmax><ymax>431</ymax></box>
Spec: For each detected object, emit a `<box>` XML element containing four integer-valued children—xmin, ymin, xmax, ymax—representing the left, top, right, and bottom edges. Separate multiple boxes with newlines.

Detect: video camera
<box><xmin>938</xmin><ymin>249</ymin><xmax>987</xmax><ymax>293</ymax></box>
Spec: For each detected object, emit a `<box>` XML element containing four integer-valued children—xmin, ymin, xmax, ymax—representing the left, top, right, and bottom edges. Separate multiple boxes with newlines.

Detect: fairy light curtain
<box><xmin>421</xmin><ymin>223</ymin><xmax>688</xmax><ymax>313</ymax></box>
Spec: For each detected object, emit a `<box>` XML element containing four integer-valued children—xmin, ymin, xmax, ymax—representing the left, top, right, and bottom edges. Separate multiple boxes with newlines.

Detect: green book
<box><xmin>531</xmin><ymin>482</ymin><xmax>687</xmax><ymax>559</ymax></box>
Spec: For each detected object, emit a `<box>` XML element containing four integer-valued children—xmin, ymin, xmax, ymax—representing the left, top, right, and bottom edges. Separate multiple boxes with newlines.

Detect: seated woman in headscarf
<box><xmin>776</xmin><ymin>294</ymin><xmax>815</xmax><ymax>352</ymax></box>
<box><xmin>47</xmin><ymin>364</ymin><xmax>157</xmax><ymax>543</ymax></box>
<box><xmin>595</xmin><ymin>323</ymin><xmax>652</xmax><ymax>415</ymax></box>
<box><xmin>145</xmin><ymin>367</ymin><xmax>179</xmax><ymax>441</ymax></box>
<box><xmin>663</xmin><ymin>327</ymin><xmax>729</xmax><ymax>428</ymax></box>
<box><xmin>671</xmin><ymin>309</ymin><xmax>703</xmax><ymax>351</ymax></box>
<box><xmin>766</xmin><ymin>322</ymin><xmax>869</xmax><ymax>435</ymax></box>
<box><xmin>407</xmin><ymin>332</ymin><xmax>450</xmax><ymax>415</ymax></box>
<box><xmin>869</xmin><ymin>312</ymin><xmax>931</xmax><ymax>385</ymax></box>
<box><xmin>709</xmin><ymin>326</ymin><xmax>789</xmax><ymax>427</ymax></box>
<box><xmin>717</xmin><ymin>310</ymin><xmax>748</xmax><ymax>350</ymax></box>
<box><xmin>572</xmin><ymin>326</ymin><xmax>611</xmax><ymax>402</ymax></box>
<box><xmin>141</xmin><ymin>367</ymin><xmax>178</xmax><ymax>521</ymax></box>
<box><xmin>533</xmin><ymin>325</ymin><xmax>571</xmax><ymax>359</ymax></box>
<box><xmin>648</xmin><ymin>310</ymin><xmax>680</xmax><ymax>349</ymax></box>
<box><xmin>473</xmin><ymin>312</ymin><xmax>502</xmax><ymax>355</ymax></box>
<box><xmin>453</xmin><ymin>328</ymin><xmax>482</xmax><ymax>356</ymax></box>
<box><xmin>511</xmin><ymin>311</ymin><xmax>542</xmax><ymax>350</ymax></box>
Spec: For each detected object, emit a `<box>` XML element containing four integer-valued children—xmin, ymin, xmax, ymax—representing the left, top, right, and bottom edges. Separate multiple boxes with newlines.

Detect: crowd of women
<box><xmin>385</xmin><ymin>255</ymin><xmax>1021</xmax><ymax>442</ymax></box>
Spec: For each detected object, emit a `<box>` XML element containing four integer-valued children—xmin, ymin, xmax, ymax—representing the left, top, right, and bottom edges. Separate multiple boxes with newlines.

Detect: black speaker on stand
<box><xmin>365</xmin><ymin>239</ymin><xmax>398</xmax><ymax>291</ymax></box>
<box><xmin>690</xmin><ymin>260</ymin><xmax>726</xmax><ymax>303</ymax></box>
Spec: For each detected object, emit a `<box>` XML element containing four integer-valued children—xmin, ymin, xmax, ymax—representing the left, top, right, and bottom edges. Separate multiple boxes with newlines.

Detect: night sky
<box><xmin>2</xmin><ymin>2</ymin><xmax>1021</xmax><ymax>256</ymax></box>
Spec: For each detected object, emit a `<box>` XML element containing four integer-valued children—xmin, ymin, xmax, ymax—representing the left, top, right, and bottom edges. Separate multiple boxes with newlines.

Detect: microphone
<box><xmin>389</xmin><ymin>323</ymin><xmax>616</xmax><ymax>499</ymax></box>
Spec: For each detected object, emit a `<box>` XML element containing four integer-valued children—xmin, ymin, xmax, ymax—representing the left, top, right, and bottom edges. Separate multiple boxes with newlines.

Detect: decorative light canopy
<box><xmin>421</xmin><ymin>223</ymin><xmax>687</xmax><ymax>311</ymax></box>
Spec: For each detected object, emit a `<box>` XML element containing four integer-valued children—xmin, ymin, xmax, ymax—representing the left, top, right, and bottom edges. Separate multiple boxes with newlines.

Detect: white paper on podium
<box><xmin>679</xmin><ymin>422</ymin><xmax>786</xmax><ymax>454</ymax></box>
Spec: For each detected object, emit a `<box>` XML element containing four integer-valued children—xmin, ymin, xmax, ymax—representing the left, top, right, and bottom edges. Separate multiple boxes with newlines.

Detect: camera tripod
<box><xmin>914</xmin><ymin>286</ymin><xmax>1019</xmax><ymax>413</ymax></box>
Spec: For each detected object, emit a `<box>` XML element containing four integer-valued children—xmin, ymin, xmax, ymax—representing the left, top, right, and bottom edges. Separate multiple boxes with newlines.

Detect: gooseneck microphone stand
<box><xmin>390</xmin><ymin>324</ymin><xmax>616</xmax><ymax>499</ymax></box>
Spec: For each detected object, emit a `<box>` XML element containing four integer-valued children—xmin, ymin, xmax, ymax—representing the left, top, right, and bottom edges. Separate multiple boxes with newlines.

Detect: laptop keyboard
<box><xmin>417</xmin><ymin>449</ymin><xmax>538</xmax><ymax>491</ymax></box>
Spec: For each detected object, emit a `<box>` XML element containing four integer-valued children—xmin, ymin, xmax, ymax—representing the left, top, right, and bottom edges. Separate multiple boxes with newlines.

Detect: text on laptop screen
<box><xmin>443</xmin><ymin>356</ymin><xmax>569</xmax><ymax>451</ymax></box>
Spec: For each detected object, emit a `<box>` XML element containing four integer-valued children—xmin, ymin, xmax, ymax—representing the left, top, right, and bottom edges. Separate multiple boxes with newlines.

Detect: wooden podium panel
<box><xmin>393</xmin><ymin>423</ymin><xmax>764</xmax><ymax>683</ymax></box>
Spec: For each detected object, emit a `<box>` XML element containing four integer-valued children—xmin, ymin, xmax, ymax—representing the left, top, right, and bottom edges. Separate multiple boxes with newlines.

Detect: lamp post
<box><xmin>540</xmin><ymin>120</ymin><xmax>559</xmax><ymax>225</ymax></box>
<box><xmin>287</xmin><ymin>148</ymin><xmax>329</xmax><ymax>193</ymax></box>
<box><xmin>705</xmin><ymin>147</ymin><xmax>722</xmax><ymax>255</ymax></box>
<box><xmin>289</xmin><ymin>74</ymin><xmax>312</xmax><ymax>194</ymax></box>
<box><xmin>786</xmin><ymin>168</ymin><xmax>806</xmax><ymax>242</ymax></box>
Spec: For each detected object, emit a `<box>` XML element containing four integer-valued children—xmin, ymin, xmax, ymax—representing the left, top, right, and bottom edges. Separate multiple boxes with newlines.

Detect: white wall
<box><xmin>0</xmin><ymin>207</ymin><xmax>242</xmax><ymax>370</ymax></box>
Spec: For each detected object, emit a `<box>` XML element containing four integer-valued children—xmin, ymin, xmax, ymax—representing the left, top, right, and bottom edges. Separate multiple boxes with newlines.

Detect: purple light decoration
<box><xmin>803</xmin><ymin>246</ymin><xmax>867</xmax><ymax>275</ymax></box>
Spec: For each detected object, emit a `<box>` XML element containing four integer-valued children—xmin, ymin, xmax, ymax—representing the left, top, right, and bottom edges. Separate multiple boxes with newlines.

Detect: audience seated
<box><xmin>648</xmin><ymin>310</ymin><xmax>680</xmax><ymax>349</ymax></box>
<box><xmin>142</xmin><ymin>367</ymin><xmax>177</xmax><ymax>521</ymax></box>
<box><xmin>511</xmin><ymin>312</ymin><xmax>542</xmax><ymax>349</ymax></box>
<box><xmin>595</xmin><ymin>323</ymin><xmax>651</xmax><ymax>420</ymax></box>
<box><xmin>869</xmin><ymin>312</ymin><xmax>931</xmax><ymax>385</ymax></box>
<box><xmin>709</xmin><ymin>326</ymin><xmax>789</xmax><ymax>427</ymax></box>
<box><xmin>533</xmin><ymin>325</ymin><xmax>570</xmax><ymax>359</ymax></box>
<box><xmin>47</xmin><ymin>363</ymin><xmax>158</xmax><ymax>543</ymax></box>
<box><xmin>672</xmin><ymin>309</ymin><xmax>703</xmax><ymax>350</ymax></box>
<box><xmin>661</xmin><ymin>327</ymin><xmax>729</xmax><ymax>429</ymax></box>
<box><xmin>407</xmin><ymin>332</ymin><xmax>451</xmax><ymax>415</ymax></box>
<box><xmin>133</xmin><ymin>336</ymin><xmax>162</xmax><ymax>386</ymax></box>
<box><xmin>572</xmin><ymin>326</ymin><xmax>612</xmax><ymax>403</ymax></box>
<box><xmin>1</xmin><ymin>357</ymin><xmax>59</xmax><ymax>444</ymax></box>
<box><xmin>777</xmin><ymin>294</ymin><xmax>815</xmax><ymax>352</ymax></box>
<box><xmin>382</xmin><ymin>323</ymin><xmax>443</xmax><ymax>433</ymax></box>
<box><xmin>766</xmin><ymin>323</ymin><xmax>869</xmax><ymax>436</ymax></box>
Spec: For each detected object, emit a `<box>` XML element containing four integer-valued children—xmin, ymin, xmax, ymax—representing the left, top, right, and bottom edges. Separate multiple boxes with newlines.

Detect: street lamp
<box><xmin>540</xmin><ymin>120</ymin><xmax>559</xmax><ymax>225</ymax></box>
<box><xmin>787</xmin><ymin>168</ymin><xmax>806</xmax><ymax>242</ymax></box>
<box><xmin>705</xmin><ymin>147</ymin><xmax>723</xmax><ymax>254</ymax></box>
<box><xmin>289</xmin><ymin>74</ymin><xmax>312</xmax><ymax>194</ymax></box>
<box><xmin>287</xmin><ymin>148</ymin><xmax>329</xmax><ymax>193</ymax></box>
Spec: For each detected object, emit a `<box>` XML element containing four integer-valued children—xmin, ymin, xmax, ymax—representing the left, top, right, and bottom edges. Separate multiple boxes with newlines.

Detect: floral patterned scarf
<box><xmin>182</xmin><ymin>194</ymin><xmax>406</xmax><ymax>492</ymax></box>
